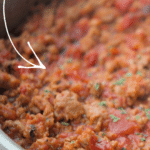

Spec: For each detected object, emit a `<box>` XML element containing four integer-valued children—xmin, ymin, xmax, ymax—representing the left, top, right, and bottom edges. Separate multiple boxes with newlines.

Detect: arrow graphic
<box><xmin>3</xmin><ymin>0</ymin><xmax>46</xmax><ymax>69</ymax></box>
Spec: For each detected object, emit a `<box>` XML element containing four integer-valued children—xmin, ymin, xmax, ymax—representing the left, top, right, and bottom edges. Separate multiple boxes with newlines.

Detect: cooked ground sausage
<box><xmin>1</xmin><ymin>0</ymin><xmax>150</xmax><ymax>149</ymax></box>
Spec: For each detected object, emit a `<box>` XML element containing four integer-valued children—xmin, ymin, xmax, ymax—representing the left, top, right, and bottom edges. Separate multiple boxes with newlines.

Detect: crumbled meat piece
<box><xmin>77</xmin><ymin>128</ymin><xmax>95</xmax><ymax>149</ymax></box>
<box><xmin>94</xmin><ymin>8</ymin><xmax>119</xmax><ymax>23</ymax></box>
<box><xmin>29</xmin><ymin>137</ymin><xmax>58</xmax><ymax>150</ymax></box>
<box><xmin>0</xmin><ymin>103</ymin><xmax>17</xmax><ymax>120</ymax></box>
<box><xmin>0</xmin><ymin>71</ymin><xmax>20</xmax><ymax>89</ymax></box>
<box><xmin>84</xmin><ymin>101</ymin><xmax>108</xmax><ymax>131</ymax></box>
<box><xmin>0</xmin><ymin>95</ymin><xmax>7</xmax><ymax>104</ymax></box>
<box><xmin>54</xmin><ymin>90</ymin><xmax>85</xmax><ymax>121</ymax></box>
<box><xmin>23</xmin><ymin>113</ymin><xmax>53</xmax><ymax>140</ymax></box>
<box><xmin>89</xmin><ymin>82</ymin><xmax>104</xmax><ymax>98</ymax></box>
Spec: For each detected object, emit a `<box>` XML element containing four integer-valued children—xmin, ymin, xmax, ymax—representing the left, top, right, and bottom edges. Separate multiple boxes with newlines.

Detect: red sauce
<box><xmin>90</xmin><ymin>135</ymin><xmax>113</xmax><ymax>150</ymax></box>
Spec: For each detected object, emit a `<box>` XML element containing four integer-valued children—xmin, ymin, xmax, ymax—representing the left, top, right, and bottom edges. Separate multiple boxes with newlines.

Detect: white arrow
<box><xmin>3</xmin><ymin>0</ymin><xmax>46</xmax><ymax>69</ymax></box>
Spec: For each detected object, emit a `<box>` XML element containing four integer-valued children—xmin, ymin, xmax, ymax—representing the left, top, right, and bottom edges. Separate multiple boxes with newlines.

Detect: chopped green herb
<box><xmin>109</xmin><ymin>45</ymin><xmax>113</xmax><ymax>49</ymax></box>
<box><xmin>59</xmin><ymin>65</ymin><xmax>64</xmax><ymax>70</ymax></box>
<box><xmin>110</xmin><ymin>114</ymin><xmax>120</xmax><ymax>122</ymax></box>
<box><xmin>82</xmin><ymin>114</ymin><xmax>86</xmax><ymax>117</ymax></box>
<box><xmin>126</xmin><ymin>72</ymin><xmax>132</xmax><ymax>77</ymax></box>
<box><xmin>139</xmin><ymin>107</ymin><xmax>143</xmax><ymax>111</ymax></box>
<box><xmin>121</xmin><ymin>111</ymin><xmax>126</xmax><ymax>114</ymax></box>
<box><xmin>45</xmin><ymin>89</ymin><xmax>50</xmax><ymax>93</ymax></box>
<box><xmin>136</xmin><ymin>115</ymin><xmax>140</xmax><ymax>120</ymax></box>
<box><xmin>67</xmin><ymin>58</ymin><xmax>73</xmax><ymax>63</ymax></box>
<box><xmin>88</xmin><ymin>72</ymin><xmax>92</xmax><ymax>77</ymax></box>
<box><xmin>141</xmin><ymin>137</ymin><xmax>146</xmax><ymax>142</ymax></box>
<box><xmin>118</xmin><ymin>107</ymin><xmax>127</xmax><ymax>114</ymax></box>
<box><xmin>61</xmin><ymin>122</ymin><xmax>69</xmax><ymax>126</ymax></box>
<box><xmin>126</xmin><ymin>116</ymin><xmax>129</xmax><ymax>120</ymax></box>
<box><xmin>135</xmin><ymin>132</ymin><xmax>140</xmax><ymax>135</ymax></box>
<box><xmin>121</xmin><ymin>148</ymin><xmax>127</xmax><ymax>150</ymax></box>
<box><xmin>102</xmin><ymin>81</ymin><xmax>106</xmax><ymax>85</ymax></box>
<box><xmin>95</xmin><ymin>83</ymin><xmax>100</xmax><ymax>91</ymax></box>
<box><xmin>113</xmin><ymin>100</ymin><xmax>116</xmax><ymax>104</ymax></box>
<box><xmin>96</xmin><ymin>135</ymin><xmax>101</xmax><ymax>142</ymax></box>
<box><xmin>145</xmin><ymin>108</ymin><xmax>150</xmax><ymax>120</ymax></box>
<box><xmin>136</xmin><ymin>71</ymin><xmax>142</xmax><ymax>76</ymax></box>
<box><xmin>69</xmin><ymin>81</ymin><xmax>73</xmax><ymax>85</ymax></box>
<box><xmin>70</xmin><ymin>97</ymin><xmax>74</xmax><ymax>101</ymax></box>
<box><xmin>143</xmin><ymin>134</ymin><xmax>148</xmax><ymax>137</ymax></box>
<box><xmin>114</xmin><ymin>78</ymin><xmax>126</xmax><ymax>85</ymax></box>
<box><xmin>44</xmin><ymin>90</ymin><xmax>55</xmax><ymax>96</ymax></box>
<box><xmin>137</xmin><ymin>55</ymin><xmax>141</xmax><ymax>59</ymax></box>
<box><xmin>102</xmin><ymin>132</ymin><xmax>105</xmax><ymax>137</ymax></box>
<box><xmin>71</xmin><ymin>141</ymin><xmax>75</xmax><ymax>144</ymax></box>
<box><xmin>44</xmin><ymin>53</ymin><xmax>46</xmax><ymax>58</ymax></box>
<box><xmin>50</xmin><ymin>145</ymin><xmax>54</xmax><ymax>149</ymax></box>
<box><xmin>99</xmin><ymin>101</ymin><xmax>107</xmax><ymax>107</ymax></box>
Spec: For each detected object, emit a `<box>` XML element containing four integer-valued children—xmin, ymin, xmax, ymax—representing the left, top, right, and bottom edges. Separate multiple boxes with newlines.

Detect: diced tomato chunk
<box><xmin>90</xmin><ymin>135</ymin><xmax>113</xmax><ymax>150</ymax></box>
<box><xmin>20</xmin><ymin>85</ymin><xmax>27</xmax><ymax>95</ymax></box>
<box><xmin>128</xmin><ymin>134</ymin><xmax>141</xmax><ymax>149</ymax></box>
<box><xmin>56</xmin><ymin>8</ymin><xmax>65</xmax><ymax>18</ymax></box>
<box><xmin>65</xmin><ymin>44</ymin><xmax>82</xmax><ymax>59</ymax></box>
<box><xmin>70</xmin><ymin>18</ymin><xmax>89</xmax><ymax>40</ymax></box>
<box><xmin>108</xmin><ymin>109</ymin><xmax>139</xmax><ymax>137</ymax></box>
<box><xmin>83</xmin><ymin>50</ymin><xmax>98</xmax><ymax>67</ymax></box>
<box><xmin>14</xmin><ymin>61</ymin><xmax>31</xmax><ymax>75</ymax></box>
<box><xmin>140</xmin><ymin>0</ymin><xmax>150</xmax><ymax>5</ymax></box>
<box><xmin>0</xmin><ymin>49</ymin><xmax>12</xmax><ymax>63</ymax></box>
<box><xmin>116</xmin><ymin>137</ymin><xmax>132</xmax><ymax>149</ymax></box>
<box><xmin>126</xmin><ymin>35</ymin><xmax>140</xmax><ymax>51</ymax></box>
<box><xmin>117</xmin><ymin>13</ymin><xmax>138</xmax><ymax>31</ymax></box>
<box><xmin>115</xmin><ymin>0</ymin><xmax>133</xmax><ymax>12</ymax></box>
<box><xmin>146</xmin><ymin>121</ymin><xmax>150</xmax><ymax>130</ymax></box>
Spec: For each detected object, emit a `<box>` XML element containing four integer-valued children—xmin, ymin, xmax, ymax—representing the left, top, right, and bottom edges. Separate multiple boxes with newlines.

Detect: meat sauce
<box><xmin>1</xmin><ymin>0</ymin><xmax>150</xmax><ymax>149</ymax></box>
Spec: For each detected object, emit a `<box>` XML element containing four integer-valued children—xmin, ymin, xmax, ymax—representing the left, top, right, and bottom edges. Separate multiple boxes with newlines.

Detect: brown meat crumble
<box><xmin>1</xmin><ymin>0</ymin><xmax>150</xmax><ymax>149</ymax></box>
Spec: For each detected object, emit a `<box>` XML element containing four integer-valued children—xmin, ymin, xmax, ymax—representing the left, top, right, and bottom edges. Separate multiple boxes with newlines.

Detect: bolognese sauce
<box><xmin>1</xmin><ymin>0</ymin><xmax>150</xmax><ymax>149</ymax></box>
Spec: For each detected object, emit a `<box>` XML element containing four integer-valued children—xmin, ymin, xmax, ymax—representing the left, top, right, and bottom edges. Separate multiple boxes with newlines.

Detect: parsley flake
<box><xmin>99</xmin><ymin>101</ymin><xmax>107</xmax><ymax>107</ymax></box>
<box><xmin>67</xmin><ymin>58</ymin><xmax>73</xmax><ymax>63</ymax></box>
<box><xmin>143</xmin><ymin>134</ymin><xmax>148</xmax><ymax>137</ymax></box>
<box><xmin>59</xmin><ymin>65</ymin><xmax>64</xmax><ymax>70</ymax></box>
<box><xmin>126</xmin><ymin>116</ymin><xmax>129</xmax><ymax>120</ymax></box>
<box><xmin>50</xmin><ymin>145</ymin><xmax>54</xmax><ymax>149</ymax></box>
<box><xmin>96</xmin><ymin>135</ymin><xmax>101</xmax><ymax>142</ymax></box>
<box><xmin>121</xmin><ymin>148</ymin><xmax>127</xmax><ymax>150</ymax></box>
<box><xmin>114</xmin><ymin>78</ymin><xmax>126</xmax><ymax>85</ymax></box>
<box><xmin>126</xmin><ymin>72</ymin><xmax>132</xmax><ymax>77</ymax></box>
<box><xmin>136</xmin><ymin>115</ymin><xmax>140</xmax><ymax>120</ymax></box>
<box><xmin>139</xmin><ymin>107</ymin><xmax>144</xmax><ymax>111</ymax></box>
<box><xmin>61</xmin><ymin>122</ymin><xmax>69</xmax><ymax>126</ymax></box>
<box><xmin>45</xmin><ymin>89</ymin><xmax>50</xmax><ymax>93</ymax></box>
<box><xmin>71</xmin><ymin>141</ymin><xmax>75</xmax><ymax>144</ymax></box>
<box><xmin>95</xmin><ymin>83</ymin><xmax>100</xmax><ymax>91</ymax></box>
<box><xmin>118</xmin><ymin>107</ymin><xmax>127</xmax><ymax>114</ymax></box>
<box><xmin>141</xmin><ymin>137</ymin><xmax>146</xmax><ymax>142</ymax></box>
<box><xmin>145</xmin><ymin>108</ymin><xmax>150</xmax><ymax>120</ymax></box>
<box><xmin>110</xmin><ymin>114</ymin><xmax>120</xmax><ymax>122</ymax></box>
<box><xmin>135</xmin><ymin>132</ymin><xmax>140</xmax><ymax>135</ymax></box>
<box><xmin>136</xmin><ymin>71</ymin><xmax>142</xmax><ymax>76</ymax></box>
<box><xmin>102</xmin><ymin>132</ymin><xmax>105</xmax><ymax>137</ymax></box>
<box><xmin>113</xmin><ymin>101</ymin><xmax>116</xmax><ymax>104</ymax></box>
<box><xmin>137</xmin><ymin>55</ymin><xmax>141</xmax><ymax>59</ymax></box>
<box><xmin>88</xmin><ymin>72</ymin><xmax>92</xmax><ymax>77</ymax></box>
